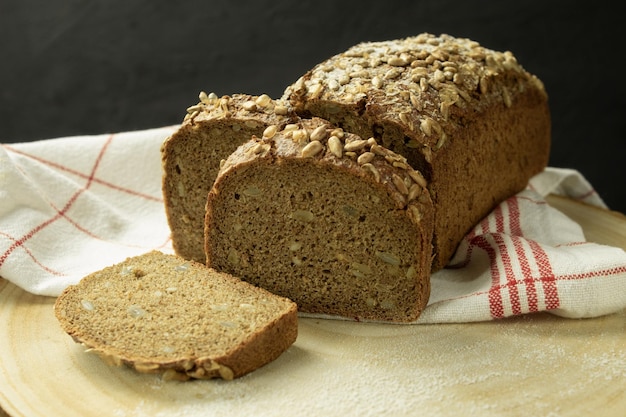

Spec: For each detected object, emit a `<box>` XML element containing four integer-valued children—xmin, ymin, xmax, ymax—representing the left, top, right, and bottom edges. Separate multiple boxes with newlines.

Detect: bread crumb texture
<box><xmin>54</xmin><ymin>251</ymin><xmax>298</xmax><ymax>380</ymax></box>
<box><xmin>206</xmin><ymin>118</ymin><xmax>434</xmax><ymax>323</ymax></box>
<box><xmin>161</xmin><ymin>93</ymin><xmax>297</xmax><ymax>263</ymax></box>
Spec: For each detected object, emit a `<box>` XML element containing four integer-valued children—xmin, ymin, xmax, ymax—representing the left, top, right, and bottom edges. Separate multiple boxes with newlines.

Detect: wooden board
<box><xmin>1</xmin><ymin>196</ymin><xmax>625</xmax><ymax>417</ymax></box>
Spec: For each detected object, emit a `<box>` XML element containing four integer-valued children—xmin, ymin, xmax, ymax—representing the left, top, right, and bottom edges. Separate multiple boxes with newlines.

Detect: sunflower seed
<box><xmin>127</xmin><ymin>305</ymin><xmax>146</xmax><ymax>319</ymax></box>
<box><xmin>81</xmin><ymin>300</ymin><xmax>95</xmax><ymax>311</ymax></box>
<box><xmin>408</xmin><ymin>170</ymin><xmax>427</xmax><ymax>187</ymax></box>
<box><xmin>301</xmin><ymin>140</ymin><xmax>324</xmax><ymax>157</ymax></box>
<box><xmin>263</xmin><ymin>125</ymin><xmax>278</xmax><ymax>139</ymax></box>
<box><xmin>357</xmin><ymin>151</ymin><xmax>375</xmax><ymax>165</ymax></box>
<box><xmin>291</xmin><ymin>210</ymin><xmax>315</xmax><ymax>222</ymax></box>
<box><xmin>328</xmin><ymin>135</ymin><xmax>343</xmax><ymax>158</ymax></box>
<box><xmin>361</xmin><ymin>163</ymin><xmax>380</xmax><ymax>182</ymax></box>
<box><xmin>310</xmin><ymin>125</ymin><xmax>328</xmax><ymax>142</ymax></box>
<box><xmin>343</xmin><ymin>139</ymin><xmax>368</xmax><ymax>152</ymax></box>
<box><xmin>407</xmin><ymin>183</ymin><xmax>422</xmax><ymax>201</ymax></box>
<box><xmin>242</xmin><ymin>101</ymin><xmax>257</xmax><ymax>112</ymax></box>
<box><xmin>376</xmin><ymin>251</ymin><xmax>401</xmax><ymax>266</ymax></box>
<box><xmin>292</xmin><ymin>129</ymin><xmax>309</xmax><ymax>143</ymax></box>
<box><xmin>392</xmin><ymin>174</ymin><xmax>409</xmax><ymax>195</ymax></box>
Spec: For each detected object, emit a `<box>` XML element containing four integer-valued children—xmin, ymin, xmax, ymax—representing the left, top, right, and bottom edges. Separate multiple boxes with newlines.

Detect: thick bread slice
<box><xmin>54</xmin><ymin>251</ymin><xmax>298</xmax><ymax>380</ymax></box>
<box><xmin>283</xmin><ymin>33</ymin><xmax>551</xmax><ymax>270</ymax></box>
<box><xmin>205</xmin><ymin>118</ymin><xmax>434</xmax><ymax>322</ymax></box>
<box><xmin>161</xmin><ymin>93</ymin><xmax>298</xmax><ymax>263</ymax></box>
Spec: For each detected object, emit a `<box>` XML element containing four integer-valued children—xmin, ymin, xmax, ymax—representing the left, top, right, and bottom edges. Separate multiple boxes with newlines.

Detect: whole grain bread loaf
<box><xmin>161</xmin><ymin>93</ymin><xmax>298</xmax><ymax>262</ymax></box>
<box><xmin>282</xmin><ymin>33</ymin><xmax>551</xmax><ymax>269</ymax></box>
<box><xmin>205</xmin><ymin>118</ymin><xmax>434</xmax><ymax>322</ymax></box>
<box><xmin>54</xmin><ymin>251</ymin><xmax>298</xmax><ymax>380</ymax></box>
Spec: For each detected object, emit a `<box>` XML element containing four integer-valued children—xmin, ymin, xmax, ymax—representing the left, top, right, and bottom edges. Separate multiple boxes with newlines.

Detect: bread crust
<box><xmin>282</xmin><ymin>33</ymin><xmax>551</xmax><ymax>269</ymax></box>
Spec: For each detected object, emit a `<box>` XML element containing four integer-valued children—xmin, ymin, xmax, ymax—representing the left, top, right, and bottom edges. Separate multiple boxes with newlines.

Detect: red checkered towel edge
<box><xmin>421</xmin><ymin>184</ymin><xmax>626</xmax><ymax>323</ymax></box>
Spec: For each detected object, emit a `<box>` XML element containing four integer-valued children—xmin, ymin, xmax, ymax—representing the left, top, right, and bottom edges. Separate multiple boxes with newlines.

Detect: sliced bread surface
<box><xmin>205</xmin><ymin>118</ymin><xmax>434</xmax><ymax>322</ymax></box>
<box><xmin>161</xmin><ymin>93</ymin><xmax>298</xmax><ymax>262</ymax></box>
<box><xmin>54</xmin><ymin>250</ymin><xmax>298</xmax><ymax>380</ymax></box>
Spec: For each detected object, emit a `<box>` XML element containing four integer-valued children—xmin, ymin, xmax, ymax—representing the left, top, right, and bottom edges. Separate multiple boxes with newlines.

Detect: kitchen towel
<box><xmin>1</xmin><ymin>126</ymin><xmax>625</xmax><ymax>323</ymax></box>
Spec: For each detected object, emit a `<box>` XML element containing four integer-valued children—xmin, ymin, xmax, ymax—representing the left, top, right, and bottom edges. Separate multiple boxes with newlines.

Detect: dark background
<box><xmin>1</xmin><ymin>0</ymin><xmax>624</xmax><ymax>212</ymax></box>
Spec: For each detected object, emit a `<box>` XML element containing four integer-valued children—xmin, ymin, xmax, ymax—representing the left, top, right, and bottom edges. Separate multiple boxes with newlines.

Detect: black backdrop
<box><xmin>1</xmin><ymin>0</ymin><xmax>624</xmax><ymax>212</ymax></box>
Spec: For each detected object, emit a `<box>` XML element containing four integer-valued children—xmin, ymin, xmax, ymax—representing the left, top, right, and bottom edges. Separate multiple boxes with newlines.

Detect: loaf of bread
<box><xmin>160</xmin><ymin>33</ymin><xmax>550</xmax><ymax>323</ymax></box>
<box><xmin>205</xmin><ymin>118</ymin><xmax>434</xmax><ymax>322</ymax></box>
<box><xmin>54</xmin><ymin>251</ymin><xmax>298</xmax><ymax>380</ymax></box>
<box><xmin>283</xmin><ymin>33</ymin><xmax>551</xmax><ymax>269</ymax></box>
<box><xmin>161</xmin><ymin>93</ymin><xmax>298</xmax><ymax>263</ymax></box>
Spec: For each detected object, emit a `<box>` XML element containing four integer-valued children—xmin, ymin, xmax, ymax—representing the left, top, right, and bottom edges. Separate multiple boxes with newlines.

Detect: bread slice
<box><xmin>54</xmin><ymin>251</ymin><xmax>298</xmax><ymax>380</ymax></box>
<box><xmin>283</xmin><ymin>33</ymin><xmax>551</xmax><ymax>270</ymax></box>
<box><xmin>205</xmin><ymin>118</ymin><xmax>434</xmax><ymax>322</ymax></box>
<box><xmin>161</xmin><ymin>93</ymin><xmax>298</xmax><ymax>263</ymax></box>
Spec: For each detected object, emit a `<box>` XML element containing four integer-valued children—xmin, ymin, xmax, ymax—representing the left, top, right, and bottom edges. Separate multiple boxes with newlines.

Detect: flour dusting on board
<box><xmin>110</xmin><ymin>314</ymin><xmax>625</xmax><ymax>417</ymax></box>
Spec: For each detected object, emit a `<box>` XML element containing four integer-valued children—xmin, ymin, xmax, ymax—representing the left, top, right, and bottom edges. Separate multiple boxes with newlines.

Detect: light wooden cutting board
<box><xmin>1</xmin><ymin>195</ymin><xmax>625</xmax><ymax>417</ymax></box>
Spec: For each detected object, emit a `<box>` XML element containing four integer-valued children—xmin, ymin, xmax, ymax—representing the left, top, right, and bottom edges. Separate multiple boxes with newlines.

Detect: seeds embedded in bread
<box><xmin>205</xmin><ymin>118</ymin><xmax>434</xmax><ymax>322</ymax></box>
<box><xmin>160</xmin><ymin>32</ymin><xmax>550</xmax><ymax>323</ymax></box>
<box><xmin>54</xmin><ymin>251</ymin><xmax>298</xmax><ymax>380</ymax></box>
<box><xmin>162</xmin><ymin>93</ymin><xmax>299</xmax><ymax>263</ymax></box>
<box><xmin>282</xmin><ymin>33</ymin><xmax>550</xmax><ymax>269</ymax></box>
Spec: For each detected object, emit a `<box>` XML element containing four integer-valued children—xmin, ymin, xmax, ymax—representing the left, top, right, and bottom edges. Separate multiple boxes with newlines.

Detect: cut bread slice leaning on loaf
<box><xmin>283</xmin><ymin>33</ymin><xmax>551</xmax><ymax>270</ymax></box>
<box><xmin>54</xmin><ymin>251</ymin><xmax>298</xmax><ymax>380</ymax></box>
<box><xmin>161</xmin><ymin>93</ymin><xmax>298</xmax><ymax>263</ymax></box>
<box><xmin>205</xmin><ymin>118</ymin><xmax>434</xmax><ymax>322</ymax></box>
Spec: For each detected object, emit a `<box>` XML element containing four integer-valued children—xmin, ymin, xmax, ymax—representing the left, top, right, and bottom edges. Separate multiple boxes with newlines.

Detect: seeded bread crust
<box><xmin>54</xmin><ymin>251</ymin><xmax>298</xmax><ymax>380</ymax></box>
<box><xmin>282</xmin><ymin>33</ymin><xmax>551</xmax><ymax>269</ymax></box>
<box><xmin>205</xmin><ymin>118</ymin><xmax>434</xmax><ymax>322</ymax></box>
<box><xmin>161</xmin><ymin>93</ymin><xmax>299</xmax><ymax>262</ymax></box>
